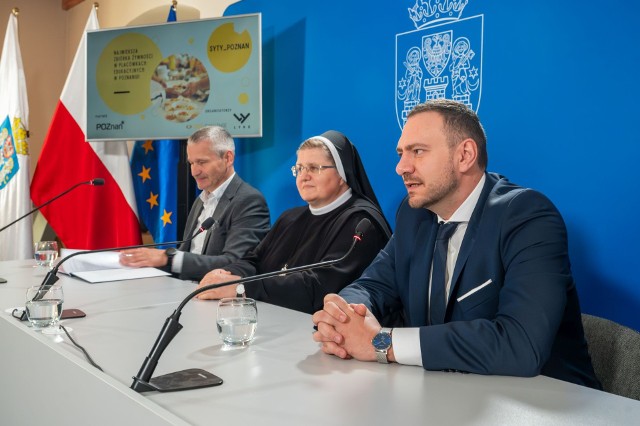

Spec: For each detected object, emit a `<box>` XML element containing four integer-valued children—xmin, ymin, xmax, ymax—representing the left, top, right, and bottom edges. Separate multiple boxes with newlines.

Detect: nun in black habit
<box><xmin>196</xmin><ymin>130</ymin><xmax>392</xmax><ymax>314</ymax></box>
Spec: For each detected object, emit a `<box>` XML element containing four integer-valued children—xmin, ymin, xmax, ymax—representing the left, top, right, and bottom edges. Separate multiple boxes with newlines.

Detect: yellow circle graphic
<box><xmin>96</xmin><ymin>33</ymin><xmax>162</xmax><ymax>115</ymax></box>
<box><xmin>238</xmin><ymin>93</ymin><xmax>249</xmax><ymax>104</ymax></box>
<box><xmin>207</xmin><ymin>23</ymin><xmax>252</xmax><ymax>73</ymax></box>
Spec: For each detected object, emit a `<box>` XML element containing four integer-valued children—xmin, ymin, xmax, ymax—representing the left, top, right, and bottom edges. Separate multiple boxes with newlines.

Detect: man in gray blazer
<box><xmin>120</xmin><ymin>126</ymin><xmax>270</xmax><ymax>281</ymax></box>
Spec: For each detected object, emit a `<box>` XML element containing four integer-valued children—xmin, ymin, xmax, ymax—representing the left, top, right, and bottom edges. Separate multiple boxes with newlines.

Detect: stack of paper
<box><xmin>59</xmin><ymin>249</ymin><xmax>171</xmax><ymax>283</ymax></box>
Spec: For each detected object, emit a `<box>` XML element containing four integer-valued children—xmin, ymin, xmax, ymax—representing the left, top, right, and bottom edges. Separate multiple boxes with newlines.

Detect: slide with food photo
<box><xmin>86</xmin><ymin>14</ymin><xmax>262</xmax><ymax>140</ymax></box>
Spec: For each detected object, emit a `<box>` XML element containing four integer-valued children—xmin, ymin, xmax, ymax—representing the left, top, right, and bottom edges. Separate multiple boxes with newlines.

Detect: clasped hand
<box><xmin>312</xmin><ymin>294</ymin><xmax>381</xmax><ymax>361</ymax></box>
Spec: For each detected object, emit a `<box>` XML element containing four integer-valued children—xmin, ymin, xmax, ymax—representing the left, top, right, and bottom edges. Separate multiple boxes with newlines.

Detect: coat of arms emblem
<box><xmin>0</xmin><ymin>117</ymin><xmax>19</xmax><ymax>189</ymax></box>
<box><xmin>396</xmin><ymin>0</ymin><xmax>484</xmax><ymax>129</ymax></box>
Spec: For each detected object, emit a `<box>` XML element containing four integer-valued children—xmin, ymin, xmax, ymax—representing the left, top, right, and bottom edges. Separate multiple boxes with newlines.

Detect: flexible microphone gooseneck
<box><xmin>0</xmin><ymin>178</ymin><xmax>105</xmax><ymax>233</ymax></box>
<box><xmin>36</xmin><ymin>217</ymin><xmax>217</xmax><ymax>292</ymax></box>
<box><xmin>130</xmin><ymin>218</ymin><xmax>372</xmax><ymax>393</ymax></box>
<box><xmin>15</xmin><ymin>218</ymin><xmax>218</xmax><ymax>322</ymax></box>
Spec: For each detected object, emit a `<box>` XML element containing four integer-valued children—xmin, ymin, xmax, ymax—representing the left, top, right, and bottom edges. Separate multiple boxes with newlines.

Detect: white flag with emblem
<box><xmin>0</xmin><ymin>12</ymin><xmax>33</xmax><ymax>260</ymax></box>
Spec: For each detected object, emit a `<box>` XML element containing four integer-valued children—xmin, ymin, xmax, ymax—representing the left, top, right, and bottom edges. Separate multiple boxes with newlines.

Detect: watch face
<box><xmin>165</xmin><ymin>247</ymin><xmax>178</xmax><ymax>256</ymax></box>
<box><xmin>372</xmin><ymin>332</ymin><xmax>392</xmax><ymax>350</ymax></box>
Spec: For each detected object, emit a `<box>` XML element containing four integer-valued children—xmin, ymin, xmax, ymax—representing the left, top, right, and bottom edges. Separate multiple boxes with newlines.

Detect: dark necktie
<box><xmin>429</xmin><ymin>222</ymin><xmax>459</xmax><ymax>325</ymax></box>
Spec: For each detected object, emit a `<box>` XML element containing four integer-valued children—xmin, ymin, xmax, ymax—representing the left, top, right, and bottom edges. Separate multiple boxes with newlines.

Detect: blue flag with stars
<box><xmin>130</xmin><ymin>5</ymin><xmax>180</xmax><ymax>243</ymax></box>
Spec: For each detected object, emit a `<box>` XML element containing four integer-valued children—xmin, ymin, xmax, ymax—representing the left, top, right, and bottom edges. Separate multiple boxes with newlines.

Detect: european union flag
<box><xmin>130</xmin><ymin>5</ymin><xmax>180</xmax><ymax>243</ymax></box>
<box><xmin>130</xmin><ymin>138</ymin><xmax>181</xmax><ymax>243</ymax></box>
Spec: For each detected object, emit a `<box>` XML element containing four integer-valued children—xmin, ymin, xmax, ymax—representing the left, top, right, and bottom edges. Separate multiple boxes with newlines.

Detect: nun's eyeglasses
<box><xmin>291</xmin><ymin>164</ymin><xmax>336</xmax><ymax>177</ymax></box>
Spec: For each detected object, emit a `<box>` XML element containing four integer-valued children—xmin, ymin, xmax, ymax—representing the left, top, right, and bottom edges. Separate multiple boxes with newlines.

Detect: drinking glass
<box><xmin>34</xmin><ymin>241</ymin><xmax>59</xmax><ymax>268</ymax></box>
<box><xmin>25</xmin><ymin>285</ymin><xmax>64</xmax><ymax>334</ymax></box>
<box><xmin>216</xmin><ymin>297</ymin><xmax>257</xmax><ymax>346</ymax></box>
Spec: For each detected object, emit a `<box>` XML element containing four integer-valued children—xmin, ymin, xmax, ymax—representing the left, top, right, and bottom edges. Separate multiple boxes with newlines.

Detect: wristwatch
<box><xmin>164</xmin><ymin>247</ymin><xmax>178</xmax><ymax>269</ymax></box>
<box><xmin>372</xmin><ymin>327</ymin><xmax>393</xmax><ymax>364</ymax></box>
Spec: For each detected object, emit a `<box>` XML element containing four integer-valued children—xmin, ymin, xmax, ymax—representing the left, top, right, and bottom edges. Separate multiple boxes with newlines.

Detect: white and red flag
<box><xmin>31</xmin><ymin>7</ymin><xmax>141</xmax><ymax>249</ymax></box>
<box><xmin>0</xmin><ymin>11</ymin><xmax>33</xmax><ymax>260</ymax></box>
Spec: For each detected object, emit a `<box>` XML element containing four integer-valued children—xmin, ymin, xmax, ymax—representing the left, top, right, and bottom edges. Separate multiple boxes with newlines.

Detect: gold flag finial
<box><xmin>93</xmin><ymin>2</ymin><xmax>99</xmax><ymax>11</ymax></box>
<box><xmin>172</xmin><ymin>1</ymin><xmax>177</xmax><ymax>11</ymax></box>
<box><xmin>11</xmin><ymin>7</ymin><xmax>19</xmax><ymax>17</ymax></box>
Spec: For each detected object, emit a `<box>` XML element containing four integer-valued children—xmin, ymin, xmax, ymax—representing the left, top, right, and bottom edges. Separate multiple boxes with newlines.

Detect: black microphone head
<box><xmin>91</xmin><ymin>178</ymin><xmax>105</xmax><ymax>186</ymax></box>
<box><xmin>355</xmin><ymin>218</ymin><xmax>372</xmax><ymax>239</ymax></box>
<box><xmin>200</xmin><ymin>217</ymin><xmax>216</xmax><ymax>231</ymax></box>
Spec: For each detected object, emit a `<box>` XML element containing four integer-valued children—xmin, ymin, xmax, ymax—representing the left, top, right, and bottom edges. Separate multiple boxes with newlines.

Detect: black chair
<box><xmin>581</xmin><ymin>313</ymin><xmax>640</xmax><ymax>400</ymax></box>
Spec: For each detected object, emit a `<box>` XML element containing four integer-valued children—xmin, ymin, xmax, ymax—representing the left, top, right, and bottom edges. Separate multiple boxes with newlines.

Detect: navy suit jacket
<box><xmin>341</xmin><ymin>172</ymin><xmax>600</xmax><ymax>388</ymax></box>
<box><xmin>177</xmin><ymin>174</ymin><xmax>270</xmax><ymax>281</ymax></box>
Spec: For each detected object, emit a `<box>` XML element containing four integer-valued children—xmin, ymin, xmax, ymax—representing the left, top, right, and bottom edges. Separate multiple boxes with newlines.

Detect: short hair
<box><xmin>297</xmin><ymin>137</ymin><xmax>335</xmax><ymax>166</ymax></box>
<box><xmin>188</xmin><ymin>126</ymin><xmax>235</xmax><ymax>157</ymax></box>
<box><xmin>408</xmin><ymin>99</ymin><xmax>488</xmax><ymax>169</ymax></box>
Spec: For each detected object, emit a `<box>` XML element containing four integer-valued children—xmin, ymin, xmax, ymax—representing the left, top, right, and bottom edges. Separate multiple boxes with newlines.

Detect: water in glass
<box><xmin>217</xmin><ymin>298</ymin><xmax>257</xmax><ymax>346</ymax></box>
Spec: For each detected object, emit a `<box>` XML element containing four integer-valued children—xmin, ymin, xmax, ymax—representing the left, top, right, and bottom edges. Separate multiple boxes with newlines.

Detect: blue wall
<box><xmin>226</xmin><ymin>0</ymin><xmax>640</xmax><ymax>331</ymax></box>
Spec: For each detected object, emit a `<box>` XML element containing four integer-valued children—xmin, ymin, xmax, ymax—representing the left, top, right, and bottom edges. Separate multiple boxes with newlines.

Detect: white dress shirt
<box><xmin>171</xmin><ymin>173</ymin><xmax>236</xmax><ymax>273</ymax></box>
<box><xmin>393</xmin><ymin>174</ymin><xmax>485</xmax><ymax>366</ymax></box>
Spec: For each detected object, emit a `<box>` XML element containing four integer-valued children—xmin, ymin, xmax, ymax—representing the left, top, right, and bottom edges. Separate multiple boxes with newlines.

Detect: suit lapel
<box><xmin>447</xmin><ymin>173</ymin><xmax>498</xmax><ymax>312</ymax></box>
<box><xmin>206</xmin><ymin>196</ymin><xmax>230</xmax><ymax>248</ymax></box>
<box><xmin>181</xmin><ymin>198</ymin><xmax>204</xmax><ymax>251</ymax></box>
<box><xmin>205</xmin><ymin>175</ymin><xmax>241</xmax><ymax>248</ymax></box>
<box><xmin>409</xmin><ymin>218</ymin><xmax>438</xmax><ymax>326</ymax></box>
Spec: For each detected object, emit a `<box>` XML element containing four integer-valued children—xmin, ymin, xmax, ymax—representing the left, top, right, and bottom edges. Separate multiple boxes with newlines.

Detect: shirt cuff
<box><xmin>392</xmin><ymin>327</ymin><xmax>423</xmax><ymax>366</ymax></box>
<box><xmin>171</xmin><ymin>251</ymin><xmax>184</xmax><ymax>274</ymax></box>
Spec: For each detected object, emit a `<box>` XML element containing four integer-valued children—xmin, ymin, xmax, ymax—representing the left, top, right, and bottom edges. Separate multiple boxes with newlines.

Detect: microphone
<box><xmin>17</xmin><ymin>217</ymin><xmax>217</xmax><ymax>321</ymax></box>
<box><xmin>130</xmin><ymin>218</ymin><xmax>372</xmax><ymax>393</ymax></box>
<box><xmin>0</xmin><ymin>178</ymin><xmax>105</xmax><ymax>233</ymax></box>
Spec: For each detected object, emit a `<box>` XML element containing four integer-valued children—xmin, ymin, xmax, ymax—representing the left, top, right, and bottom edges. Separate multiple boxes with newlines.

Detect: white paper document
<box><xmin>58</xmin><ymin>249</ymin><xmax>171</xmax><ymax>283</ymax></box>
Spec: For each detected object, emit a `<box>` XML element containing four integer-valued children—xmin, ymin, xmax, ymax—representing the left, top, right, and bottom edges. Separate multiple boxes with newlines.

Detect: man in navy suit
<box><xmin>312</xmin><ymin>99</ymin><xmax>600</xmax><ymax>388</ymax></box>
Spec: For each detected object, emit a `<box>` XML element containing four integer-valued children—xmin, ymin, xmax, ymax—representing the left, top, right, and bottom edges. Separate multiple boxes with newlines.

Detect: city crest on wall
<box><xmin>396</xmin><ymin>0</ymin><xmax>484</xmax><ymax>129</ymax></box>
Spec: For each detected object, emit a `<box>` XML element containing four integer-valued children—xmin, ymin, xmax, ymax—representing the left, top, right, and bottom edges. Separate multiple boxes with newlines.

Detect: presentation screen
<box><xmin>86</xmin><ymin>13</ymin><xmax>262</xmax><ymax>140</ymax></box>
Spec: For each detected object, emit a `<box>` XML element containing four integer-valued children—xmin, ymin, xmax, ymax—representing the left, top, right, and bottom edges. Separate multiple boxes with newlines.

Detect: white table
<box><xmin>1</xmin><ymin>260</ymin><xmax>639</xmax><ymax>425</ymax></box>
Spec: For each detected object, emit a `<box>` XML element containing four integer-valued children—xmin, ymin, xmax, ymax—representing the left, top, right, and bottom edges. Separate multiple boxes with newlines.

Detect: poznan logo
<box><xmin>96</xmin><ymin>121</ymin><xmax>125</xmax><ymax>131</ymax></box>
<box><xmin>396</xmin><ymin>0</ymin><xmax>483</xmax><ymax>129</ymax></box>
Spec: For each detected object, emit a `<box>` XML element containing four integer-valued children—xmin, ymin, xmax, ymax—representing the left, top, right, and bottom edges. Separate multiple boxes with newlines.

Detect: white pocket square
<box><xmin>457</xmin><ymin>279</ymin><xmax>493</xmax><ymax>302</ymax></box>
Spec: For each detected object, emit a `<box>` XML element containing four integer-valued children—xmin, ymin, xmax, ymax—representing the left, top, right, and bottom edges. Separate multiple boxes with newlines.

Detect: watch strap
<box><xmin>165</xmin><ymin>247</ymin><xmax>177</xmax><ymax>269</ymax></box>
<box><xmin>375</xmin><ymin>350</ymin><xmax>389</xmax><ymax>364</ymax></box>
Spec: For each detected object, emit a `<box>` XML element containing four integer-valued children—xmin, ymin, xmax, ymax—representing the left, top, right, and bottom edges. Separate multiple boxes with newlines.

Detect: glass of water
<box><xmin>216</xmin><ymin>297</ymin><xmax>257</xmax><ymax>346</ymax></box>
<box><xmin>25</xmin><ymin>285</ymin><xmax>64</xmax><ymax>334</ymax></box>
<box><xmin>34</xmin><ymin>241</ymin><xmax>59</xmax><ymax>268</ymax></box>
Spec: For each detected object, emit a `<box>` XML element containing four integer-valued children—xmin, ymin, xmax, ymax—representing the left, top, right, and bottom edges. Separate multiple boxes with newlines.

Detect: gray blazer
<box><xmin>177</xmin><ymin>174</ymin><xmax>270</xmax><ymax>281</ymax></box>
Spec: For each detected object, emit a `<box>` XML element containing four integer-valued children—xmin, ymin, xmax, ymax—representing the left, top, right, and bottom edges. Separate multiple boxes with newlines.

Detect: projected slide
<box><xmin>87</xmin><ymin>13</ymin><xmax>261</xmax><ymax>140</ymax></box>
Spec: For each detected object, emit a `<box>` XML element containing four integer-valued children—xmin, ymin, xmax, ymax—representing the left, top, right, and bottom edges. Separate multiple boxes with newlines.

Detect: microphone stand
<box><xmin>0</xmin><ymin>178</ymin><xmax>104</xmax><ymax>233</ymax></box>
<box><xmin>130</xmin><ymin>218</ymin><xmax>371</xmax><ymax>393</ymax></box>
<box><xmin>17</xmin><ymin>218</ymin><xmax>217</xmax><ymax>321</ymax></box>
<box><xmin>0</xmin><ymin>178</ymin><xmax>104</xmax><ymax>284</ymax></box>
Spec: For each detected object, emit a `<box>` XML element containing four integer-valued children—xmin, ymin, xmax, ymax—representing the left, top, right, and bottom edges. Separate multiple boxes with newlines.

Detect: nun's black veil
<box><xmin>320</xmin><ymin>130</ymin><xmax>392</xmax><ymax>237</ymax></box>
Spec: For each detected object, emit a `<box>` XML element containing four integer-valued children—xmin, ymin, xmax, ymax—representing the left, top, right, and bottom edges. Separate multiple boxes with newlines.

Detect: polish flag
<box><xmin>30</xmin><ymin>7</ymin><xmax>141</xmax><ymax>249</ymax></box>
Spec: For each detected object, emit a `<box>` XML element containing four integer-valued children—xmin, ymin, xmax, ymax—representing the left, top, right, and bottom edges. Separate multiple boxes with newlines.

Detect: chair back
<box><xmin>582</xmin><ymin>313</ymin><xmax>640</xmax><ymax>400</ymax></box>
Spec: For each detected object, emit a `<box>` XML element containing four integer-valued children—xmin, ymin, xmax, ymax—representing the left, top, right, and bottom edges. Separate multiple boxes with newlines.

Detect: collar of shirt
<box><xmin>199</xmin><ymin>172</ymin><xmax>236</xmax><ymax>206</ymax></box>
<box><xmin>309</xmin><ymin>188</ymin><xmax>353</xmax><ymax>216</ymax></box>
<box><xmin>437</xmin><ymin>173</ymin><xmax>486</xmax><ymax>225</ymax></box>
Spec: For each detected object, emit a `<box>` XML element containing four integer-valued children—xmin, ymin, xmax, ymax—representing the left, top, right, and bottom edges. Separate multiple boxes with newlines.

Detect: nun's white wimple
<box><xmin>314</xmin><ymin>136</ymin><xmax>347</xmax><ymax>182</ymax></box>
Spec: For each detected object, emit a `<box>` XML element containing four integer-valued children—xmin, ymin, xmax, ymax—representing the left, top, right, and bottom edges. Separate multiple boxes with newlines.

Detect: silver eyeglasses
<box><xmin>291</xmin><ymin>164</ymin><xmax>336</xmax><ymax>177</ymax></box>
